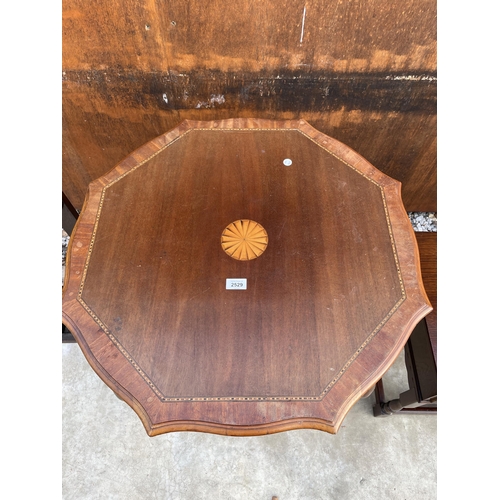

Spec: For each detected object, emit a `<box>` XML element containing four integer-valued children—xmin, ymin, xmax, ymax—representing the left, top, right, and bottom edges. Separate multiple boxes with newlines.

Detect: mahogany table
<box><xmin>62</xmin><ymin>118</ymin><xmax>432</xmax><ymax>436</ymax></box>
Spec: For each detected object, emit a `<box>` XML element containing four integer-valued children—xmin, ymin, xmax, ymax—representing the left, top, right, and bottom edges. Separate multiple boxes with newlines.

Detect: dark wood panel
<box><xmin>63</xmin><ymin>0</ymin><xmax>436</xmax><ymax>73</ymax></box>
<box><xmin>62</xmin><ymin>69</ymin><xmax>436</xmax><ymax>114</ymax></box>
<box><xmin>63</xmin><ymin>0</ymin><xmax>437</xmax><ymax>212</ymax></box>
<box><xmin>62</xmin><ymin>86</ymin><xmax>436</xmax><ymax>211</ymax></box>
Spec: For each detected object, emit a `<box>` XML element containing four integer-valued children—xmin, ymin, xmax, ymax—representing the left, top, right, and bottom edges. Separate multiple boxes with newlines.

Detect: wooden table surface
<box><xmin>62</xmin><ymin>118</ymin><xmax>432</xmax><ymax>436</ymax></box>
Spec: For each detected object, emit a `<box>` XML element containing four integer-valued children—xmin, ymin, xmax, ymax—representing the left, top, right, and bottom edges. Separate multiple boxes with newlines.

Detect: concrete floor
<box><xmin>62</xmin><ymin>342</ymin><xmax>437</xmax><ymax>499</ymax></box>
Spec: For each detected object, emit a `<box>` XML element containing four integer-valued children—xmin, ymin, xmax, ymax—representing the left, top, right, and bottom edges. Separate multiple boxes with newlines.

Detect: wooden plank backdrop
<box><xmin>63</xmin><ymin>0</ymin><xmax>436</xmax><ymax>212</ymax></box>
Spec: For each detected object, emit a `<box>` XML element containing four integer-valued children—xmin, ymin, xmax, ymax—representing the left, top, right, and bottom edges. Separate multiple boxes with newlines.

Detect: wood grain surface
<box><xmin>62</xmin><ymin>0</ymin><xmax>436</xmax><ymax>213</ymax></box>
<box><xmin>62</xmin><ymin>118</ymin><xmax>432</xmax><ymax>436</ymax></box>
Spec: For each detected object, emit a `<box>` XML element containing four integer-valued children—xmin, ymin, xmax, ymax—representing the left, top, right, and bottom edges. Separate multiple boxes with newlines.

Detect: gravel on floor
<box><xmin>408</xmin><ymin>212</ymin><xmax>437</xmax><ymax>232</ymax></box>
<box><xmin>62</xmin><ymin>230</ymin><xmax>70</xmax><ymax>265</ymax></box>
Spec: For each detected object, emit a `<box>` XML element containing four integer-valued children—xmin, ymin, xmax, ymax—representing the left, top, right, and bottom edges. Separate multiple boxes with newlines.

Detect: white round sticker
<box><xmin>283</xmin><ymin>159</ymin><xmax>292</xmax><ymax>166</ymax></box>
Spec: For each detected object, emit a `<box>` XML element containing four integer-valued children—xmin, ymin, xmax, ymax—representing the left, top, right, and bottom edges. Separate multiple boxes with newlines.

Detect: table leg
<box><xmin>373</xmin><ymin>319</ymin><xmax>437</xmax><ymax>417</ymax></box>
<box><xmin>62</xmin><ymin>324</ymin><xmax>76</xmax><ymax>343</ymax></box>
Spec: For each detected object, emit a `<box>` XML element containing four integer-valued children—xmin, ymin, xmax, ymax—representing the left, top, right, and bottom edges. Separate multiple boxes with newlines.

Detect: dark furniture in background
<box><xmin>373</xmin><ymin>232</ymin><xmax>437</xmax><ymax>415</ymax></box>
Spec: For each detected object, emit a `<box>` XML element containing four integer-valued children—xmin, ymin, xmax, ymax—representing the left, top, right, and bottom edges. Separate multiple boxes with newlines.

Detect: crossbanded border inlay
<box><xmin>77</xmin><ymin>127</ymin><xmax>406</xmax><ymax>403</ymax></box>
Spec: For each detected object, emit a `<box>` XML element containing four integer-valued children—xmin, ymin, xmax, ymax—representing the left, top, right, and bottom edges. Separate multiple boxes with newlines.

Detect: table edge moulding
<box><xmin>62</xmin><ymin>118</ymin><xmax>432</xmax><ymax>437</ymax></box>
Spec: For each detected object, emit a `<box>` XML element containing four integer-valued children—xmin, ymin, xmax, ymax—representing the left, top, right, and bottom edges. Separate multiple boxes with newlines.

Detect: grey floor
<box><xmin>62</xmin><ymin>215</ymin><xmax>437</xmax><ymax>500</ymax></box>
<box><xmin>62</xmin><ymin>338</ymin><xmax>436</xmax><ymax>500</ymax></box>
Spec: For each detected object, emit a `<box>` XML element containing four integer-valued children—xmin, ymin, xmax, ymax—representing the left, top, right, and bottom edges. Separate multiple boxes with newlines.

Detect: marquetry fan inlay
<box><xmin>221</xmin><ymin>220</ymin><xmax>268</xmax><ymax>260</ymax></box>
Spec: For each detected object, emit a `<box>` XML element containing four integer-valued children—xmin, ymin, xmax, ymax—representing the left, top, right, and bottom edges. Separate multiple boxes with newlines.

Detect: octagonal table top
<box><xmin>62</xmin><ymin>118</ymin><xmax>432</xmax><ymax>436</ymax></box>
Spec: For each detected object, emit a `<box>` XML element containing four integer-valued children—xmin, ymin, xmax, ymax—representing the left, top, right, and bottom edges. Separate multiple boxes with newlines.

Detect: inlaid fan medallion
<box><xmin>221</xmin><ymin>219</ymin><xmax>268</xmax><ymax>261</ymax></box>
